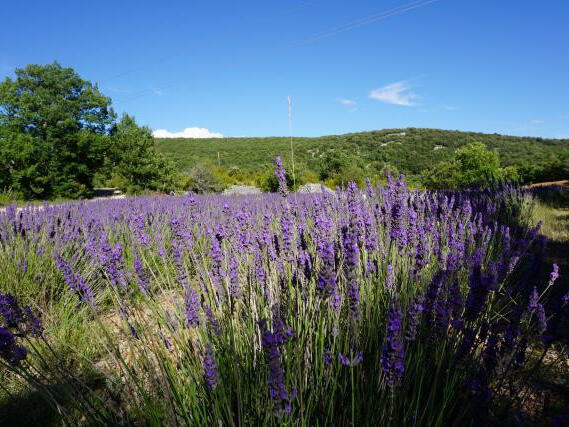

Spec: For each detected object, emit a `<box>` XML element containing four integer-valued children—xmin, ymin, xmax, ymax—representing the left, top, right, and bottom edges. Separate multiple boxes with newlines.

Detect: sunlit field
<box><xmin>1</xmin><ymin>162</ymin><xmax>567</xmax><ymax>425</ymax></box>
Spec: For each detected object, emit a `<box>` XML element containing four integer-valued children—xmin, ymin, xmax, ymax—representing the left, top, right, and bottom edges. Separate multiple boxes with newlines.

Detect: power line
<box><xmin>290</xmin><ymin>0</ymin><xmax>439</xmax><ymax>47</ymax></box>
<box><xmin>105</xmin><ymin>1</ymin><xmax>441</xmax><ymax>105</ymax></box>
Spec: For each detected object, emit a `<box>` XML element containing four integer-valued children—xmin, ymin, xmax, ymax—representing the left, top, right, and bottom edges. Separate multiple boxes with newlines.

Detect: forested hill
<box><xmin>155</xmin><ymin>128</ymin><xmax>568</xmax><ymax>185</ymax></box>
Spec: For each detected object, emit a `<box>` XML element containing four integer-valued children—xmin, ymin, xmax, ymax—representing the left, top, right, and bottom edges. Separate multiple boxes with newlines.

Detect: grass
<box><xmin>535</xmin><ymin>202</ymin><xmax>569</xmax><ymax>245</ymax></box>
<box><xmin>532</xmin><ymin>187</ymin><xmax>569</xmax><ymax>265</ymax></box>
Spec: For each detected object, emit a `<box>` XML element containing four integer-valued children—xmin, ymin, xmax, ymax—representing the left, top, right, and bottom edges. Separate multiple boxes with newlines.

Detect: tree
<box><xmin>423</xmin><ymin>142</ymin><xmax>515</xmax><ymax>189</ymax></box>
<box><xmin>0</xmin><ymin>62</ymin><xmax>115</xmax><ymax>198</ymax></box>
<box><xmin>0</xmin><ymin>127</ymin><xmax>50</xmax><ymax>198</ymax></box>
<box><xmin>104</xmin><ymin>114</ymin><xmax>176</xmax><ymax>193</ymax></box>
<box><xmin>454</xmin><ymin>141</ymin><xmax>502</xmax><ymax>186</ymax></box>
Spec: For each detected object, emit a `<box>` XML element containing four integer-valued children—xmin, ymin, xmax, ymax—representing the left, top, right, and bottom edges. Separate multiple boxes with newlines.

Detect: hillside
<box><xmin>155</xmin><ymin>128</ymin><xmax>569</xmax><ymax>185</ymax></box>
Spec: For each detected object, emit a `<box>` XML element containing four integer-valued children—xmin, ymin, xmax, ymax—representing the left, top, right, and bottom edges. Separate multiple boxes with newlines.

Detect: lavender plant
<box><xmin>0</xmin><ymin>162</ymin><xmax>567</xmax><ymax>425</ymax></box>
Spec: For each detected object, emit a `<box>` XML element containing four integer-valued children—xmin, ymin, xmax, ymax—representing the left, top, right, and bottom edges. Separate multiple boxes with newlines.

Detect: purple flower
<box><xmin>228</xmin><ymin>254</ymin><xmax>242</xmax><ymax>298</ymax></box>
<box><xmin>342</xmin><ymin>224</ymin><xmax>360</xmax><ymax>319</ymax></box>
<box><xmin>203</xmin><ymin>304</ymin><xmax>221</xmax><ymax>337</ymax></box>
<box><xmin>259</xmin><ymin>312</ymin><xmax>295</xmax><ymax>414</ymax></box>
<box><xmin>528</xmin><ymin>286</ymin><xmax>539</xmax><ymax>311</ymax></box>
<box><xmin>316</xmin><ymin>236</ymin><xmax>340</xmax><ymax>309</ymax></box>
<box><xmin>549</xmin><ymin>264</ymin><xmax>559</xmax><ymax>285</ymax></box>
<box><xmin>23</xmin><ymin>306</ymin><xmax>43</xmax><ymax>337</ymax></box>
<box><xmin>184</xmin><ymin>285</ymin><xmax>200</xmax><ymax>327</ymax></box>
<box><xmin>385</xmin><ymin>264</ymin><xmax>394</xmax><ymax>290</ymax></box>
<box><xmin>0</xmin><ymin>327</ymin><xmax>27</xmax><ymax>365</ymax></box>
<box><xmin>54</xmin><ymin>254</ymin><xmax>96</xmax><ymax>307</ymax></box>
<box><xmin>381</xmin><ymin>297</ymin><xmax>405</xmax><ymax>387</ymax></box>
<box><xmin>274</xmin><ymin>156</ymin><xmax>288</xmax><ymax>197</ymax></box>
<box><xmin>254</xmin><ymin>250</ymin><xmax>267</xmax><ymax>287</ymax></box>
<box><xmin>134</xmin><ymin>254</ymin><xmax>150</xmax><ymax>295</ymax></box>
<box><xmin>405</xmin><ymin>295</ymin><xmax>424</xmax><ymax>342</ymax></box>
<box><xmin>203</xmin><ymin>343</ymin><xmax>219</xmax><ymax>391</ymax></box>
<box><xmin>464</xmin><ymin>265</ymin><xmax>492</xmax><ymax>321</ymax></box>
<box><xmin>389</xmin><ymin>176</ymin><xmax>408</xmax><ymax>249</ymax></box>
<box><xmin>0</xmin><ymin>292</ymin><xmax>24</xmax><ymax>328</ymax></box>
<box><xmin>322</xmin><ymin>350</ymin><xmax>333</xmax><ymax>367</ymax></box>
<box><xmin>339</xmin><ymin>351</ymin><xmax>363</xmax><ymax>368</ymax></box>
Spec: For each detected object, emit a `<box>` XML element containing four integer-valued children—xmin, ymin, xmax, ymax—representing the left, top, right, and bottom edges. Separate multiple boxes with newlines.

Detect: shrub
<box><xmin>424</xmin><ymin>142</ymin><xmax>518</xmax><ymax>189</ymax></box>
<box><xmin>185</xmin><ymin>163</ymin><xmax>222</xmax><ymax>193</ymax></box>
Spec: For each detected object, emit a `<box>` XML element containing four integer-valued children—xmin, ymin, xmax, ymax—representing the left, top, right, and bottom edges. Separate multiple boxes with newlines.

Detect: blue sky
<box><xmin>1</xmin><ymin>0</ymin><xmax>568</xmax><ymax>138</ymax></box>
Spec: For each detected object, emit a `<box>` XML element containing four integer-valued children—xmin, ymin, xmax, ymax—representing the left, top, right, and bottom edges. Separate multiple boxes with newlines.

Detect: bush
<box><xmin>185</xmin><ymin>163</ymin><xmax>222</xmax><ymax>194</ymax></box>
<box><xmin>423</xmin><ymin>142</ymin><xmax>517</xmax><ymax>189</ymax></box>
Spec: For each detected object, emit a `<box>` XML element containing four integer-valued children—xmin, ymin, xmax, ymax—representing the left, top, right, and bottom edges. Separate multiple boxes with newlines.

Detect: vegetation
<box><xmin>0</xmin><ymin>63</ymin><xmax>175</xmax><ymax>200</ymax></box>
<box><xmin>423</xmin><ymin>141</ymin><xmax>519</xmax><ymax>189</ymax></box>
<box><xmin>1</xmin><ymin>63</ymin><xmax>567</xmax><ymax>202</ymax></box>
<box><xmin>155</xmin><ymin>128</ymin><xmax>569</xmax><ymax>190</ymax></box>
<box><xmin>0</xmin><ymin>63</ymin><xmax>114</xmax><ymax>199</ymax></box>
<box><xmin>1</xmin><ymin>162</ymin><xmax>567</xmax><ymax>424</ymax></box>
<box><xmin>101</xmin><ymin>114</ymin><xmax>176</xmax><ymax>194</ymax></box>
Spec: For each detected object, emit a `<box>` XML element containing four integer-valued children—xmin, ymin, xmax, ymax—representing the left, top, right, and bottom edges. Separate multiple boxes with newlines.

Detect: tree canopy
<box><xmin>0</xmin><ymin>63</ymin><xmax>175</xmax><ymax>199</ymax></box>
<box><xmin>105</xmin><ymin>114</ymin><xmax>176</xmax><ymax>194</ymax></box>
<box><xmin>423</xmin><ymin>142</ymin><xmax>519</xmax><ymax>189</ymax></box>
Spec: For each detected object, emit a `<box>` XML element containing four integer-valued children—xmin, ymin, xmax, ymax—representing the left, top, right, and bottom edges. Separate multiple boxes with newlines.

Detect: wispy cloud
<box><xmin>106</xmin><ymin>87</ymin><xmax>133</xmax><ymax>94</ymax></box>
<box><xmin>153</xmin><ymin>127</ymin><xmax>223</xmax><ymax>138</ymax></box>
<box><xmin>441</xmin><ymin>104</ymin><xmax>458</xmax><ymax>111</ymax></box>
<box><xmin>369</xmin><ymin>81</ymin><xmax>418</xmax><ymax>106</ymax></box>
<box><xmin>336</xmin><ymin>98</ymin><xmax>358</xmax><ymax>111</ymax></box>
<box><xmin>153</xmin><ymin>88</ymin><xmax>164</xmax><ymax>96</ymax></box>
<box><xmin>530</xmin><ymin>119</ymin><xmax>543</xmax><ymax>124</ymax></box>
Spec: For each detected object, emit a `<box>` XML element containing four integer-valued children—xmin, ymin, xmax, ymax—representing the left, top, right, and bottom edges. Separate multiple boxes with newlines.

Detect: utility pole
<box><xmin>288</xmin><ymin>96</ymin><xmax>296</xmax><ymax>191</ymax></box>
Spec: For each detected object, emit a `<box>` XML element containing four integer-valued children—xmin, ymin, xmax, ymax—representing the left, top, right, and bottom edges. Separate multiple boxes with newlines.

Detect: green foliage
<box><xmin>182</xmin><ymin>163</ymin><xmax>222</xmax><ymax>194</ymax></box>
<box><xmin>103</xmin><ymin>114</ymin><xmax>176</xmax><ymax>194</ymax></box>
<box><xmin>0</xmin><ymin>62</ymin><xmax>115</xmax><ymax>199</ymax></box>
<box><xmin>262</xmin><ymin>169</ymin><xmax>295</xmax><ymax>193</ymax></box>
<box><xmin>0</xmin><ymin>188</ymin><xmax>24</xmax><ymax>207</ymax></box>
<box><xmin>155</xmin><ymin>128</ymin><xmax>569</xmax><ymax>189</ymax></box>
<box><xmin>0</xmin><ymin>63</ymin><xmax>181</xmax><ymax>200</ymax></box>
<box><xmin>423</xmin><ymin>142</ymin><xmax>521</xmax><ymax>189</ymax></box>
<box><xmin>1</xmin><ymin>62</ymin><xmax>567</xmax><ymax>199</ymax></box>
<box><xmin>455</xmin><ymin>142</ymin><xmax>501</xmax><ymax>185</ymax></box>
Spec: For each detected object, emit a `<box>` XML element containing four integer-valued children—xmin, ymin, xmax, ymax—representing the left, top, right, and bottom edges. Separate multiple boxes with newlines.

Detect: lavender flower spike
<box><xmin>381</xmin><ymin>297</ymin><xmax>405</xmax><ymax>387</ymax></box>
<box><xmin>274</xmin><ymin>156</ymin><xmax>288</xmax><ymax>197</ymax></box>
<box><xmin>203</xmin><ymin>343</ymin><xmax>219</xmax><ymax>391</ymax></box>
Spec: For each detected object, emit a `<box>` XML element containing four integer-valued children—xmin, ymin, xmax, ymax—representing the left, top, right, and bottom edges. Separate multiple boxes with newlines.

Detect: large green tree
<box><xmin>104</xmin><ymin>114</ymin><xmax>176</xmax><ymax>193</ymax></box>
<box><xmin>0</xmin><ymin>62</ymin><xmax>115</xmax><ymax>198</ymax></box>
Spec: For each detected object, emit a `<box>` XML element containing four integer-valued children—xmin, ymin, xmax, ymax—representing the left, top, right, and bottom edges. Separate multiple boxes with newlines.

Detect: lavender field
<box><xmin>1</xmin><ymin>160</ymin><xmax>567</xmax><ymax>425</ymax></box>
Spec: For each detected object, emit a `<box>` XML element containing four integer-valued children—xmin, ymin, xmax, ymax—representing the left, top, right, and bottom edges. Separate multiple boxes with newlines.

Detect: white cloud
<box><xmin>337</xmin><ymin>98</ymin><xmax>357</xmax><ymax>107</ymax></box>
<box><xmin>369</xmin><ymin>81</ymin><xmax>418</xmax><ymax>106</ymax></box>
<box><xmin>153</xmin><ymin>88</ymin><xmax>164</xmax><ymax>96</ymax></box>
<box><xmin>153</xmin><ymin>127</ymin><xmax>223</xmax><ymax>138</ymax></box>
<box><xmin>336</xmin><ymin>98</ymin><xmax>358</xmax><ymax>111</ymax></box>
<box><xmin>530</xmin><ymin>119</ymin><xmax>543</xmax><ymax>124</ymax></box>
